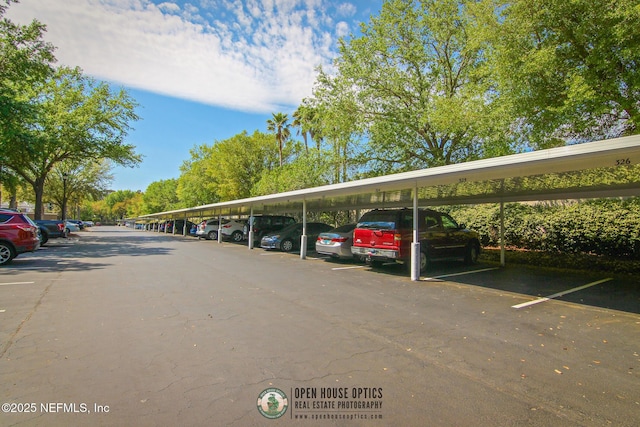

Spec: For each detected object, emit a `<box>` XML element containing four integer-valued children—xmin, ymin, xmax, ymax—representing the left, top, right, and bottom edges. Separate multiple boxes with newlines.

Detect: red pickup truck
<box><xmin>351</xmin><ymin>208</ymin><xmax>481</xmax><ymax>273</ymax></box>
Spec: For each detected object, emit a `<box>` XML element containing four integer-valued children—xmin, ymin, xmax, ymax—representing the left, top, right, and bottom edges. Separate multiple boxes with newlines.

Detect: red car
<box><xmin>0</xmin><ymin>209</ymin><xmax>41</xmax><ymax>266</ymax></box>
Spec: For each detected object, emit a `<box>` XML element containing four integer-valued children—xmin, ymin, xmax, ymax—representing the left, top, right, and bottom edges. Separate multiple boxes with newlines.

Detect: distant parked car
<box><xmin>64</xmin><ymin>221</ymin><xmax>81</xmax><ymax>234</ymax></box>
<box><xmin>196</xmin><ymin>218</ymin><xmax>224</xmax><ymax>240</ymax></box>
<box><xmin>197</xmin><ymin>219</ymin><xmax>246</xmax><ymax>241</ymax></box>
<box><xmin>168</xmin><ymin>219</ymin><xmax>197</xmax><ymax>235</ymax></box>
<box><xmin>35</xmin><ymin>219</ymin><xmax>67</xmax><ymax>244</ymax></box>
<box><xmin>315</xmin><ymin>223</ymin><xmax>357</xmax><ymax>259</ymax></box>
<box><xmin>351</xmin><ymin>208</ymin><xmax>481</xmax><ymax>273</ymax></box>
<box><xmin>260</xmin><ymin>222</ymin><xmax>333</xmax><ymax>252</ymax></box>
<box><xmin>0</xmin><ymin>209</ymin><xmax>40</xmax><ymax>266</ymax></box>
<box><xmin>243</xmin><ymin>215</ymin><xmax>296</xmax><ymax>244</ymax></box>
<box><xmin>220</xmin><ymin>219</ymin><xmax>247</xmax><ymax>242</ymax></box>
<box><xmin>66</xmin><ymin>219</ymin><xmax>84</xmax><ymax>230</ymax></box>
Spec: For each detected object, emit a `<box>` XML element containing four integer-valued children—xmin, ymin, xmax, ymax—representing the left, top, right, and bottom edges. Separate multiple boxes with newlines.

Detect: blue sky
<box><xmin>7</xmin><ymin>0</ymin><xmax>383</xmax><ymax>191</ymax></box>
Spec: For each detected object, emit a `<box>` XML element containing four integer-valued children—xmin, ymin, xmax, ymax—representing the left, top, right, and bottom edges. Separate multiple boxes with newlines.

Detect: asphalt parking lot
<box><xmin>0</xmin><ymin>227</ymin><xmax>638</xmax><ymax>426</ymax></box>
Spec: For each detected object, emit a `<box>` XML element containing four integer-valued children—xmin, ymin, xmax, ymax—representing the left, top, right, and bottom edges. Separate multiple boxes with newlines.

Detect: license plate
<box><xmin>321</xmin><ymin>239</ymin><xmax>331</xmax><ymax>245</ymax></box>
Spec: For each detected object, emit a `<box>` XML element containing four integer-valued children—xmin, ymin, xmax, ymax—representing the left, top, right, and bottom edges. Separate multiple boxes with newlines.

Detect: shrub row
<box><xmin>441</xmin><ymin>198</ymin><xmax>640</xmax><ymax>260</ymax></box>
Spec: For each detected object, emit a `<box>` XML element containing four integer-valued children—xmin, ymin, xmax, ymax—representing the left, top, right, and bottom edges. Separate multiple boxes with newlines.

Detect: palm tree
<box><xmin>292</xmin><ymin>104</ymin><xmax>323</xmax><ymax>153</ymax></box>
<box><xmin>266</xmin><ymin>112</ymin><xmax>291</xmax><ymax>167</ymax></box>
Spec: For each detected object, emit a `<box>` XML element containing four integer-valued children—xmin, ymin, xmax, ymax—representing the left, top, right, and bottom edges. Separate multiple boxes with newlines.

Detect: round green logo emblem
<box><xmin>257</xmin><ymin>388</ymin><xmax>288</xmax><ymax>419</ymax></box>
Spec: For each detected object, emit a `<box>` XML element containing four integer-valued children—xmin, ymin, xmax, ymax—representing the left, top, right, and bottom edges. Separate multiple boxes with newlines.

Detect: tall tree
<box><xmin>142</xmin><ymin>179</ymin><xmax>180</xmax><ymax>214</ymax></box>
<box><xmin>176</xmin><ymin>144</ymin><xmax>219</xmax><ymax>207</ymax></box>
<box><xmin>3</xmin><ymin>66</ymin><xmax>141</xmax><ymax>219</ymax></box>
<box><xmin>481</xmin><ymin>0</ymin><xmax>640</xmax><ymax>144</ymax></box>
<box><xmin>252</xmin><ymin>149</ymin><xmax>330</xmax><ymax>196</ymax></box>
<box><xmin>313</xmin><ymin>0</ymin><xmax>510</xmax><ymax>175</ymax></box>
<box><xmin>292</xmin><ymin>102</ymin><xmax>323</xmax><ymax>152</ymax></box>
<box><xmin>266</xmin><ymin>112</ymin><xmax>291</xmax><ymax>167</ymax></box>
<box><xmin>0</xmin><ymin>0</ymin><xmax>55</xmax><ymax>169</ymax></box>
<box><xmin>46</xmin><ymin>159</ymin><xmax>114</xmax><ymax>219</ymax></box>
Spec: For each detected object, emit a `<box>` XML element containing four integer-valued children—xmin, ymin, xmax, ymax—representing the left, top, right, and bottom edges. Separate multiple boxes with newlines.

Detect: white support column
<box><xmin>410</xmin><ymin>182</ymin><xmax>420</xmax><ymax>281</ymax></box>
<box><xmin>500</xmin><ymin>201</ymin><xmax>506</xmax><ymax>267</ymax></box>
<box><xmin>248</xmin><ymin>207</ymin><xmax>254</xmax><ymax>249</ymax></box>
<box><xmin>217</xmin><ymin>211</ymin><xmax>223</xmax><ymax>243</ymax></box>
<box><xmin>183</xmin><ymin>212</ymin><xmax>187</xmax><ymax>236</ymax></box>
<box><xmin>300</xmin><ymin>200</ymin><xmax>308</xmax><ymax>259</ymax></box>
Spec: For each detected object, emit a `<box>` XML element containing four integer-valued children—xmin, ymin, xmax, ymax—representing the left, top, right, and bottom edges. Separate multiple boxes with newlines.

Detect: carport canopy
<box><xmin>131</xmin><ymin>134</ymin><xmax>640</xmax><ymax>280</ymax></box>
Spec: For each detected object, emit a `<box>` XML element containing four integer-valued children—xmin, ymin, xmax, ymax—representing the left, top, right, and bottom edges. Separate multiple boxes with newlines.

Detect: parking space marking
<box><xmin>422</xmin><ymin>267</ymin><xmax>499</xmax><ymax>281</ymax></box>
<box><xmin>512</xmin><ymin>278</ymin><xmax>613</xmax><ymax>309</ymax></box>
<box><xmin>332</xmin><ymin>265</ymin><xmax>366</xmax><ymax>271</ymax></box>
<box><xmin>0</xmin><ymin>309</ymin><xmax>5</xmax><ymax>313</ymax></box>
<box><xmin>0</xmin><ymin>282</ymin><xmax>35</xmax><ymax>286</ymax></box>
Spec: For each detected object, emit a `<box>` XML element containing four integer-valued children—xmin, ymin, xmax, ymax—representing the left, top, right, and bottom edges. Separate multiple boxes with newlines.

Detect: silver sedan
<box><xmin>315</xmin><ymin>223</ymin><xmax>356</xmax><ymax>259</ymax></box>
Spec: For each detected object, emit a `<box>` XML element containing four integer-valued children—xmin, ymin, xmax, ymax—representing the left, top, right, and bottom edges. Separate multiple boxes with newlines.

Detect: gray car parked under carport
<box><xmin>260</xmin><ymin>222</ymin><xmax>333</xmax><ymax>252</ymax></box>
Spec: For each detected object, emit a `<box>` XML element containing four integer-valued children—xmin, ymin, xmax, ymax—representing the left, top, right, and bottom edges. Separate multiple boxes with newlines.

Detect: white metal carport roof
<box><xmin>133</xmin><ymin>135</ymin><xmax>640</xmax><ymax>280</ymax></box>
<box><xmin>138</xmin><ymin>134</ymin><xmax>640</xmax><ymax>219</ymax></box>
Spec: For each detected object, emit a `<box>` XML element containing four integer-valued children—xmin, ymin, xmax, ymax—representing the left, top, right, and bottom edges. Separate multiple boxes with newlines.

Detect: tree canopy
<box><xmin>0</xmin><ymin>0</ymin><xmax>55</xmax><ymax>158</ymax></box>
<box><xmin>2</xmin><ymin>66</ymin><xmax>141</xmax><ymax>218</ymax></box>
<box><xmin>483</xmin><ymin>0</ymin><xmax>640</xmax><ymax>145</ymax></box>
<box><xmin>313</xmin><ymin>0</ymin><xmax>511</xmax><ymax>175</ymax></box>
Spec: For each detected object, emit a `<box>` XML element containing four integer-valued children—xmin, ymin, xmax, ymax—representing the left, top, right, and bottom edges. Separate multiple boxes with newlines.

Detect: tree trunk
<box><xmin>33</xmin><ymin>177</ymin><xmax>46</xmax><ymax>220</ymax></box>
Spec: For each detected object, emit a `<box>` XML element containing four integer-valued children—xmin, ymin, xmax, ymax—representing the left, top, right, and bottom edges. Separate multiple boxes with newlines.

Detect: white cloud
<box><xmin>157</xmin><ymin>2</ymin><xmax>180</xmax><ymax>13</ymax></box>
<box><xmin>6</xmin><ymin>0</ymin><xmax>356</xmax><ymax>113</ymax></box>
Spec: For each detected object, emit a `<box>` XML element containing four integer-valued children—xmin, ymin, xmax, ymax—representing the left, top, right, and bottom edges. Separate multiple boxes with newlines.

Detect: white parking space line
<box><xmin>512</xmin><ymin>278</ymin><xmax>613</xmax><ymax>309</ymax></box>
<box><xmin>0</xmin><ymin>282</ymin><xmax>35</xmax><ymax>286</ymax></box>
<box><xmin>422</xmin><ymin>267</ymin><xmax>499</xmax><ymax>281</ymax></box>
<box><xmin>332</xmin><ymin>265</ymin><xmax>366</xmax><ymax>271</ymax></box>
<box><xmin>0</xmin><ymin>309</ymin><xmax>6</xmax><ymax>313</ymax></box>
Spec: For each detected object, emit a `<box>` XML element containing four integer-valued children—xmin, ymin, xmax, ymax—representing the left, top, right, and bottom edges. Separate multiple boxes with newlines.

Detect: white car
<box><xmin>196</xmin><ymin>219</ymin><xmax>246</xmax><ymax>241</ymax></box>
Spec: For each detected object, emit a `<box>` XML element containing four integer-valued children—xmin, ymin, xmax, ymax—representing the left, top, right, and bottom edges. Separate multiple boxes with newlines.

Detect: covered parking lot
<box><xmin>2</xmin><ymin>226</ymin><xmax>638</xmax><ymax>425</ymax></box>
<box><xmin>3</xmin><ymin>138</ymin><xmax>638</xmax><ymax>426</ymax></box>
<box><xmin>132</xmin><ymin>134</ymin><xmax>640</xmax><ymax>281</ymax></box>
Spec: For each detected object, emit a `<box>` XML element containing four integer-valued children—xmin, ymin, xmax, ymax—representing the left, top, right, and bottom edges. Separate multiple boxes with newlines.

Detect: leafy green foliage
<box><xmin>442</xmin><ymin>198</ymin><xmax>640</xmax><ymax>260</ymax></box>
<box><xmin>176</xmin><ymin>144</ymin><xmax>218</xmax><ymax>207</ymax></box>
<box><xmin>266</xmin><ymin>112</ymin><xmax>291</xmax><ymax>167</ymax></box>
<box><xmin>45</xmin><ymin>159</ymin><xmax>114</xmax><ymax>216</ymax></box>
<box><xmin>0</xmin><ymin>1</ymin><xmax>55</xmax><ymax>159</ymax></box>
<box><xmin>252</xmin><ymin>149</ymin><xmax>331</xmax><ymax>196</ymax></box>
<box><xmin>2</xmin><ymin>66</ymin><xmax>141</xmax><ymax>218</ymax></box>
<box><xmin>142</xmin><ymin>179</ymin><xmax>180</xmax><ymax>214</ymax></box>
<box><xmin>484</xmin><ymin>0</ymin><xmax>640</xmax><ymax>143</ymax></box>
<box><xmin>313</xmin><ymin>0</ymin><xmax>512</xmax><ymax>175</ymax></box>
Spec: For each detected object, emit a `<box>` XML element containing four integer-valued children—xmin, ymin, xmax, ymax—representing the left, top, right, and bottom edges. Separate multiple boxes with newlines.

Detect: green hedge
<box><xmin>440</xmin><ymin>198</ymin><xmax>640</xmax><ymax>260</ymax></box>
